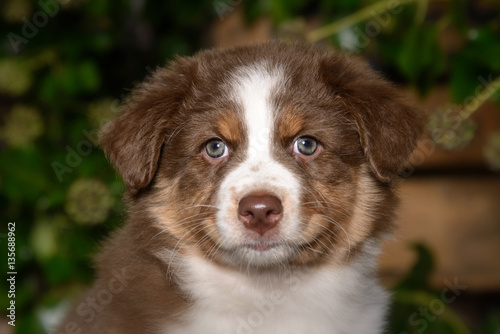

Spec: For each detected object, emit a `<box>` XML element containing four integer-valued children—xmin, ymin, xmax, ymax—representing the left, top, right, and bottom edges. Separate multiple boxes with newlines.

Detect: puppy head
<box><xmin>100</xmin><ymin>42</ymin><xmax>424</xmax><ymax>268</ymax></box>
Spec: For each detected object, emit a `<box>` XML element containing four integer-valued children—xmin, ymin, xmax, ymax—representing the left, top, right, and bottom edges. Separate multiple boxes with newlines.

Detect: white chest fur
<box><xmin>162</xmin><ymin>246</ymin><xmax>389</xmax><ymax>334</ymax></box>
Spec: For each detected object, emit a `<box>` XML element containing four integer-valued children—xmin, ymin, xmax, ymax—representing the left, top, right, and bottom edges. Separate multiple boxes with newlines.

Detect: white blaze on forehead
<box><xmin>230</xmin><ymin>65</ymin><xmax>281</xmax><ymax>160</ymax></box>
<box><xmin>215</xmin><ymin>64</ymin><xmax>303</xmax><ymax>261</ymax></box>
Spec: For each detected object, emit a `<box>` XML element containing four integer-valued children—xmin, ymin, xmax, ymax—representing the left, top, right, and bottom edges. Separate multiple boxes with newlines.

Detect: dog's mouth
<box><xmin>244</xmin><ymin>241</ymin><xmax>281</xmax><ymax>252</ymax></box>
<box><xmin>214</xmin><ymin>240</ymin><xmax>296</xmax><ymax>267</ymax></box>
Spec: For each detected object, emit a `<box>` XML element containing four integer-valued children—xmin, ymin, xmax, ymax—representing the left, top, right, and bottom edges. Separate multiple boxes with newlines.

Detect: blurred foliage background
<box><xmin>1</xmin><ymin>0</ymin><xmax>500</xmax><ymax>333</ymax></box>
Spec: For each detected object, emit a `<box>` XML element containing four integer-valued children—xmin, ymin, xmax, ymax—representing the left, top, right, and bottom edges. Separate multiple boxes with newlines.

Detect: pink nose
<box><xmin>238</xmin><ymin>193</ymin><xmax>283</xmax><ymax>236</ymax></box>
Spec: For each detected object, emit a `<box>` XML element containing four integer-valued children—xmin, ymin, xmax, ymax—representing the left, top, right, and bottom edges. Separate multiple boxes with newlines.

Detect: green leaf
<box><xmin>395</xmin><ymin>25</ymin><xmax>445</xmax><ymax>94</ymax></box>
<box><xmin>321</xmin><ymin>0</ymin><xmax>362</xmax><ymax>13</ymax></box>
<box><xmin>449</xmin><ymin>54</ymin><xmax>483</xmax><ymax>103</ymax></box>
<box><xmin>492</xmin><ymin>88</ymin><xmax>500</xmax><ymax>104</ymax></box>
<box><xmin>43</xmin><ymin>254</ymin><xmax>81</xmax><ymax>286</ymax></box>
<box><xmin>243</xmin><ymin>0</ymin><xmax>262</xmax><ymax>23</ymax></box>
<box><xmin>39</xmin><ymin>72</ymin><xmax>59</xmax><ymax>104</ymax></box>
<box><xmin>83</xmin><ymin>0</ymin><xmax>110</xmax><ymax>17</ymax></box>
<box><xmin>464</xmin><ymin>28</ymin><xmax>500</xmax><ymax>71</ymax></box>
<box><xmin>269</xmin><ymin>0</ymin><xmax>308</xmax><ymax>23</ymax></box>
<box><xmin>77</xmin><ymin>61</ymin><xmax>101</xmax><ymax>92</ymax></box>
<box><xmin>0</xmin><ymin>147</ymin><xmax>50</xmax><ymax>202</ymax></box>
<box><xmin>56</xmin><ymin>64</ymin><xmax>80</xmax><ymax>96</ymax></box>
<box><xmin>449</xmin><ymin>0</ymin><xmax>468</xmax><ymax>33</ymax></box>
<box><xmin>15</xmin><ymin>311</ymin><xmax>46</xmax><ymax>334</ymax></box>
<box><xmin>482</xmin><ymin>309</ymin><xmax>500</xmax><ymax>334</ymax></box>
<box><xmin>395</xmin><ymin>243</ymin><xmax>435</xmax><ymax>291</ymax></box>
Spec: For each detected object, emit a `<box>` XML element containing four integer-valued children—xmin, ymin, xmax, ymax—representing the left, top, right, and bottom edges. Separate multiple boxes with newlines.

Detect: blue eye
<box><xmin>294</xmin><ymin>137</ymin><xmax>318</xmax><ymax>156</ymax></box>
<box><xmin>205</xmin><ymin>139</ymin><xmax>228</xmax><ymax>159</ymax></box>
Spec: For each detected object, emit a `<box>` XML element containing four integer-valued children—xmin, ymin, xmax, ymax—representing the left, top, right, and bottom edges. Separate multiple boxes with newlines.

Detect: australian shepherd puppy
<box><xmin>57</xmin><ymin>42</ymin><xmax>423</xmax><ymax>334</ymax></box>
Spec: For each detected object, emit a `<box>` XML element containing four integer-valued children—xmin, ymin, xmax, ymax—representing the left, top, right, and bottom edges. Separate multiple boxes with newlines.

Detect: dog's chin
<box><xmin>220</xmin><ymin>242</ymin><xmax>298</xmax><ymax>268</ymax></box>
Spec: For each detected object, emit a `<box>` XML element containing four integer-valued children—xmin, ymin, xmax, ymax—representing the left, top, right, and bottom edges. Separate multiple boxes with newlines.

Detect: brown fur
<box><xmin>56</xmin><ymin>41</ymin><xmax>424</xmax><ymax>333</ymax></box>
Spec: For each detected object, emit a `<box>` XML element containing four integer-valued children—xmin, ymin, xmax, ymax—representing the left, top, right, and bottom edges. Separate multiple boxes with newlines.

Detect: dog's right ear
<box><xmin>99</xmin><ymin>63</ymin><xmax>193</xmax><ymax>195</ymax></box>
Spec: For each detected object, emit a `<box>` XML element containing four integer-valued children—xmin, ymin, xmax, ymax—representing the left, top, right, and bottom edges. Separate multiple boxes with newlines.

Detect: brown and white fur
<box><xmin>57</xmin><ymin>42</ymin><xmax>423</xmax><ymax>334</ymax></box>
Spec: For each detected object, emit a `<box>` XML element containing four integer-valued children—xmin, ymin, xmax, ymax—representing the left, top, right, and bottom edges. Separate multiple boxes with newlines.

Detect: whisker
<box><xmin>297</xmin><ymin>234</ymin><xmax>325</xmax><ymax>255</ymax></box>
<box><xmin>166</xmin><ymin>223</ymin><xmax>214</xmax><ymax>279</ymax></box>
<box><xmin>302</xmin><ymin>201</ymin><xmax>351</xmax><ymax>219</ymax></box>
<box><xmin>149</xmin><ymin>213</ymin><xmax>213</xmax><ymax>242</ymax></box>
<box><xmin>300</xmin><ymin>227</ymin><xmax>338</xmax><ymax>257</ymax></box>
<box><xmin>313</xmin><ymin>214</ymin><xmax>352</xmax><ymax>264</ymax></box>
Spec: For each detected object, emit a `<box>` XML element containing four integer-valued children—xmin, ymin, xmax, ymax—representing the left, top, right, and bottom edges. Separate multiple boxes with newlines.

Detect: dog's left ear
<box><xmin>99</xmin><ymin>63</ymin><xmax>193</xmax><ymax>194</ymax></box>
<box><xmin>320</xmin><ymin>55</ymin><xmax>425</xmax><ymax>183</ymax></box>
